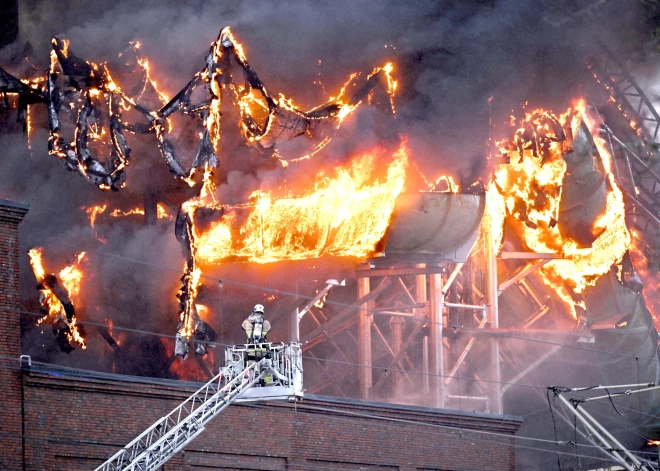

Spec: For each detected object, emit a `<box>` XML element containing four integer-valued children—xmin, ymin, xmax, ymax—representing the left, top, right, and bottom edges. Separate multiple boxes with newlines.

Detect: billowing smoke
<box><xmin>0</xmin><ymin>0</ymin><xmax>657</xmax><ymax>423</ymax></box>
<box><xmin>2</xmin><ymin>1</ymin><xmax>660</xmax><ymax>469</ymax></box>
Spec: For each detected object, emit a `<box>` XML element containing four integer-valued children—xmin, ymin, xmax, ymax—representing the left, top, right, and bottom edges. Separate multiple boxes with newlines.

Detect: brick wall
<box><xmin>0</xmin><ymin>199</ymin><xmax>29</xmax><ymax>470</ymax></box>
<box><xmin>21</xmin><ymin>371</ymin><xmax>520</xmax><ymax>471</ymax></box>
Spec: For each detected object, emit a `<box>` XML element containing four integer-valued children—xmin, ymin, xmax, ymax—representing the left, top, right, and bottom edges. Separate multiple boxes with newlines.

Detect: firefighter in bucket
<box><xmin>241</xmin><ymin>304</ymin><xmax>273</xmax><ymax>384</ymax></box>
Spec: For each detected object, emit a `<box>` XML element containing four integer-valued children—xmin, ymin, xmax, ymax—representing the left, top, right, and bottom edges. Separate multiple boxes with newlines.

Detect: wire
<box><xmin>3</xmin><ymin>307</ymin><xmax>559</xmax><ymax>392</ymax></box>
<box><xmin>604</xmin><ymin>387</ymin><xmax>632</xmax><ymax>417</ymax></box>
<box><xmin>547</xmin><ymin>389</ymin><xmax>563</xmax><ymax>471</ymax></box>
<box><xmin>261</xmin><ymin>402</ymin><xmax>635</xmax><ymax>466</ymax></box>
<box><xmin>0</xmin><ymin>430</ymin><xmax>367</xmax><ymax>471</ymax></box>
<box><xmin>38</xmin><ymin>242</ymin><xmax>660</xmax><ymax>363</ymax></box>
<box><xmin>2</xmin><ymin>353</ymin><xmax>657</xmax><ymax>466</ymax></box>
<box><xmin>9</xmin><ymin>304</ymin><xmax>660</xmax><ymax>400</ymax></box>
<box><xmin>2</xmin><ymin>355</ymin><xmax>633</xmax><ymax>455</ymax></box>
<box><xmin>4</xmin><ymin>298</ymin><xmax>657</xmax><ymax>361</ymax></box>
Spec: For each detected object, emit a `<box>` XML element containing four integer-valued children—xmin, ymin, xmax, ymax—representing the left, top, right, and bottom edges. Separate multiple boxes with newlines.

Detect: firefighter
<box><xmin>242</xmin><ymin>304</ymin><xmax>271</xmax><ymax>344</ymax></box>
<box><xmin>242</xmin><ymin>304</ymin><xmax>273</xmax><ymax>385</ymax></box>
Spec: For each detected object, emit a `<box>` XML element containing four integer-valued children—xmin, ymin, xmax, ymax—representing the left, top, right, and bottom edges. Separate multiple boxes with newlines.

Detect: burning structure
<box><xmin>2</xmin><ymin>2</ymin><xmax>660</xmax><ymax>468</ymax></box>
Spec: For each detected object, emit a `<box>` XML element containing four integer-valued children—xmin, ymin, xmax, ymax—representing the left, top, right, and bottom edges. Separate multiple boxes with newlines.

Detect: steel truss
<box><xmin>292</xmin><ymin>46</ymin><xmax>660</xmax><ymax>446</ymax></box>
<box><xmin>588</xmin><ymin>42</ymin><xmax>660</xmax><ymax>250</ymax></box>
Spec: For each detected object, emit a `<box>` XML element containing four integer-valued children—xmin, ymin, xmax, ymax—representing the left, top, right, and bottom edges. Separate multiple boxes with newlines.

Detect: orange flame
<box><xmin>83</xmin><ymin>203</ymin><xmax>173</xmax><ymax>225</ymax></box>
<box><xmin>492</xmin><ymin>100</ymin><xmax>630</xmax><ymax>317</ymax></box>
<box><xmin>27</xmin><ymin>248</ymin><xmax>87</xmax><ymax>348</ymax></box>
<box><xmin>83</xmin><ymin>204</ymin><xmax>107</xmax><ymax>228</ymax></box>
<box><xmin>193</xmin><ymin>142</ymin><xmax>409</xmax><ymax>265</ymax></box>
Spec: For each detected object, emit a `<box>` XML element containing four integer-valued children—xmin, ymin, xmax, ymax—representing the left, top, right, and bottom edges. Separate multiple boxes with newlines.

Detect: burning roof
<box><xmin>4</xmin><ymin>23</ymin><xmax>656</xmax><ymax>380</ymax></box>
<box><xmin>492</xmin><ymin>100</ymin><xmax>631</xmax><ymax>318</ymax></box>
<box><xmin>2</xmin><ymin>27</ymin><xmax>409</xmax><ymax>359</ymax></box>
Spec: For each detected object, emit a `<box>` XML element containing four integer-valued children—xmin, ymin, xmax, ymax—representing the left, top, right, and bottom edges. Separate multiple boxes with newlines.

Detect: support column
<box><xmin>289</xmin><ymin>279</ymin><xmax>300</xmax><ymax>343</ymax></box>
<box><xmin>290</xmin><ymin>307</ymin><xmax>300</xmax><ymax>343</ymax></box>
<box><xmin>0</xmin><ymin>199</ymin><xmax>29</xmax><ymax>471</ymax></box>
<box><xmin>389</xmin><ymin>316</ymin><xmax>405</xmax><ymax>398</ymax></box>
<box><xmin>143</xmin><ymin>192</ymin><xmax>158</xmax><ymax>225</ymax></box>
<box><xmin>485</xmin><ymin>224</ymin><xmax>503</xmax><ymax>414</ymax></box>
<box><xmin>429</xmin><ymin>272</ymin><xmax>445</xmax><ymax>409</ymax></box>
<box><xmin>414</xmin><ymin>263</ymin><xmax>427</xmax><ymax>319</ymax></box>
<box><xmin>422</xmin><ymin>335</ymin><xmax>430</xmax><ymax>396</ymax></box>
<box><xmin>357</xmin><ymin>276</ymin><xmax>373</xmax><ymax>400</ymax></box>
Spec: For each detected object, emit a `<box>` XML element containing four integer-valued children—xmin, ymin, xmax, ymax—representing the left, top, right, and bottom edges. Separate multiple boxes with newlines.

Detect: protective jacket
<box><xmin>241</xmin><ymin>312</ymin><xmax>271</xmax><ymax>343</ymax></box>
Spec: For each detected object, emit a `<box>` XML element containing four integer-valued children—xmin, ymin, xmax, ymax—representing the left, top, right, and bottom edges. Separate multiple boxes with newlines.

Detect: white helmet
<box><xmin>253</xmin><ymin>304</ymin><xmax>265</xmax><ymax>314</ymax></box>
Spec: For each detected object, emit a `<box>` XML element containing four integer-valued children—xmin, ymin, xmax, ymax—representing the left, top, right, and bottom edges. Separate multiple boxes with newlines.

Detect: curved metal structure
<box><xmin>383</xmin><ymin>192</ymin><xmax>485</xmax><ymax>262</ymax></box>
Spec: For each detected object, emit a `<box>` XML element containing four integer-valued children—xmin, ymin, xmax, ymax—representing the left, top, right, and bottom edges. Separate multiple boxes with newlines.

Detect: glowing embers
<box><xmin>493</xmin><ymin>100</ymin><xmax>630</xmax><ymax>317</ymax></box>
<box><xmin>82</xmin><ymin>203</ymin><xmax>173</xmax><ymax>224</ymax></box>
<box><xmin>27</xmin><ymin>247</ymin><xmax>87</xmax><ymax>352</ymax></box>
<box><xmin>193</xmin><ymin>143</ymin><xmax>409</xmax><ymax>264</ymax></box>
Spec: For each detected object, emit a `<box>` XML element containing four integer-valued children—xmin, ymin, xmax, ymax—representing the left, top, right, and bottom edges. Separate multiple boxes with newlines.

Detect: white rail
<box><xmin>95</xmin><ymin>358</ymin><xmax>266</xmax><ymax>471</ymax></box>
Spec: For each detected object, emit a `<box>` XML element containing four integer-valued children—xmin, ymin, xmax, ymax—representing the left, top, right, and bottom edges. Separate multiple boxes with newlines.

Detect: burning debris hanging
<box><xmin>0</xmin><ymin>27</ymin><xmax>396</xmax><ymax>190</ymax></box>
<box><xmin>492</xmin><ymin>100</ymin><xmax>631</xmax><ymax>318</ymax></box>
<box><xmin>27</xmin><ymin>248</ymin><xmax>87</xmax><ymax>353</ymax></box>
<box><xmin>3</xmin><ymin>27</ymin><xmax>400</xmax><ymax>359</ymax></box>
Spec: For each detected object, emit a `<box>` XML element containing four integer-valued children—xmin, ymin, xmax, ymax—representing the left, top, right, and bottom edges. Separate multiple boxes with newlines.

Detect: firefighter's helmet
<box><xmin>253</xmin><ymin>304</ymin><xmax>265</xmax><ymax>314</ymax></box>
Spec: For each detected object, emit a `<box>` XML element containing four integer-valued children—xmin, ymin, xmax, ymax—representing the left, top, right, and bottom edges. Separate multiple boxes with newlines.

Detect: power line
<box><xmin>3</xmin><ymin>353</ymin><xmax>656</xmax><ymax>458</ymax></box>
<box><xmin>2</xmin><ymin>354</ymin><xmax>658</xmax><ymax>466</ymax></box>
<box><xmin>40</xmin><ymin>241</ymin><xmax>659</xmax><ymax>363</ymax></box>
<box><xmin>7</xmin><ymin>305</ymin><xmax>660</xmax><ymax>395</ymax></box>
<box><xmin>1</xmin><ymin>307</ymin><xmax>564</xmax><ymax>391</ymax></box>
<box><xmin>258</xmin><ymin>402</ymin><xmax>641</xmax><ymax>466</ymax></box>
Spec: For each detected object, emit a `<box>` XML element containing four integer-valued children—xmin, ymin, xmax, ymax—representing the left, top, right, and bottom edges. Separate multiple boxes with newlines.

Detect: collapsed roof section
<box><xmin>0</xmin><ymin>27</ymin><xmax>397</xmax><ymax>191</ymax></box>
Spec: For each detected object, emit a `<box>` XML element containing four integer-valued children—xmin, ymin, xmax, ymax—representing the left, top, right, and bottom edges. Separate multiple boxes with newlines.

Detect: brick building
<box><xmin>0</xmin><ymin>199</ymin><xmax>522</xmax><ymax>470</ymax></box>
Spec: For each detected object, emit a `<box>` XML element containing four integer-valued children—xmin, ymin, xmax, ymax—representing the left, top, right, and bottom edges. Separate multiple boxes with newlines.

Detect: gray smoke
<box><xmin>1</xmin><ymin>3</ymin><xmax>659</xmax><ymax>462</ymax></box>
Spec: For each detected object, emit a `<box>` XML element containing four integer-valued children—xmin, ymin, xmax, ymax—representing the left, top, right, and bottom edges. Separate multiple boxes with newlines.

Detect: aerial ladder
<box><xmin>95</xmin><ymin>342</ymin><xmax>303</xmax><ymax>471</ymax></box>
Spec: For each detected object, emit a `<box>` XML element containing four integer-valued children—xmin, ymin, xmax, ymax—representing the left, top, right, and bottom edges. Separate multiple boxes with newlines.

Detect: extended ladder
<box><xmin>96</xmin><ymin>342</ymin><xmax>303</xmax><ymax>471</ymax></box>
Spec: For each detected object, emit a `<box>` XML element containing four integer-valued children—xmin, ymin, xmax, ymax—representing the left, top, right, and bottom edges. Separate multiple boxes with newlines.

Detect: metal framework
<box><xmin>295</xmin><ymin>45</ymin><xmax>660</xmax><ymax>424</ymax></box>
<box><xmin>588</xmin><ymin>42</ymin><xmax>660</xmax><ymax>249</ymax></box>
<box><xmin>552</xmin><ymin>383</ymin><xmax>660</xmax><ymax>471</ymax></box>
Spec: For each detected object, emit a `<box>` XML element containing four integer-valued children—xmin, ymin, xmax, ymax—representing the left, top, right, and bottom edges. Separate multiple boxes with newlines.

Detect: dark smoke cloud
<box><xmin>1</xmin><ymin>3</ymin><xmax>659</xmax><ymax>468</ymax></box>
<box><xmin>0</xmin><ymin>0</ymin><xmax>654</xmax><ymax>383</ymax></box>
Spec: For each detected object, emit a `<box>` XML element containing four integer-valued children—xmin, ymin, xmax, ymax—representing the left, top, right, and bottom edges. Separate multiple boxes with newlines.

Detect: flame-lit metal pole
<box><xmin>357</xmin><ymin>274</ymin><xmax>373</xmax><ymax>400</ymax></box>
<box><xmin>429</xmin><ymin>271</ymin><xmax>445</xmax><ymax>408</ymax></box>
<box><xmin>422</xmin><ymin>335</ymin><xmax>430</xmax><ymax>398</ymax></box>
<box><xmin>404</xmin><ymin>263</ymin><xmax>427</xmax><ymax>400</ymax></box>
<box><xmin>485</xmin><ymin>219</ymin><xmax>503</xmax><ymax>414</ymax></box>
<box><xmin>389</xmin><ymin>316</ymin><xmax>405</xmax><ymax>398</ymax></box>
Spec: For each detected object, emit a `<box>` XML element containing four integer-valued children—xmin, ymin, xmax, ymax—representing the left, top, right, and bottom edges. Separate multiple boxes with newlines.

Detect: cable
<box><xmin>547</xmin><ymin>389</ymin><xmax>563</xmax><ymax>471</ymax></box>
<box><xmin>604</xmin><ymin>387</ymin><xmax>632</xmax><ymax>417</ymax></box>
<box><xmin>585</xmin><ymin>404</ymin><xmax>655</xmax><ymax>445</ymax></box>
<box><xmin>6</xmin><ymin>302</ymin><xmax>657</xmax><ymax>379</ymax></box>
<box><xmin>0</xmin><ymin>430</ymin><xmax>367</xmax><ymax>471</ymax></box>
<box><xmin>2</xmin><ymin>353</ymin><xmax>658</xmax><ymax>466</ymax></box>
<box><xmin>37</xmin><ymin>242</ymin><xmax>660</xmax><ymax>363</ymax></box>
<box><xmin>4</xmin><ymin>307</ymin><xmax>563</xmax><ymax>391</ymax></box>
<box><xmin>9</xmin><ymin>304</ymin><xmax>660</xmax><ymax>399</ymax></box>
<box><xmin>262</xmin><ymin>402</ymin><xmax>636</xmax><ymax>466</ymax></box>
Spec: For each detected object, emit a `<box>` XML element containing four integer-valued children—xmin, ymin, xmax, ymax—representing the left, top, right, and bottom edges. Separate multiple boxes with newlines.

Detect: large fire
<box><xmin>27</xmin><ymin>247</ymin><xmax>87</xmax><ymax>349</ymax></box>
<box><xmin>492</xmin><ymin>100</ymin><xmax>630</xmax><ymax>317</ymax></box>
<box><xmin>192</xmin><ymin>143</ymin><xmax>409</xmax><ymax>265</ymax></box>
<box><xmin>10</xmin><ymin>25</ymin><xmax>649</xmax><ymax>366</ymax></box>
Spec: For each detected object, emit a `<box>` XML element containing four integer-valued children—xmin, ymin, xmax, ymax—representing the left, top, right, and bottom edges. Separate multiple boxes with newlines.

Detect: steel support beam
<box><xmin>486</xmin><ymin>226</ymin><xmax>503</xmax><ymax>414</ymax></box>
<box><xmin>358</xmin><ymin>276</ymin><xmax>373</xmax><ymax>400</ymax></box>
<box><xmin>429</xmin><ymin>273</ymin><xmax>445</xmax><ymax>408</ymax></box>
